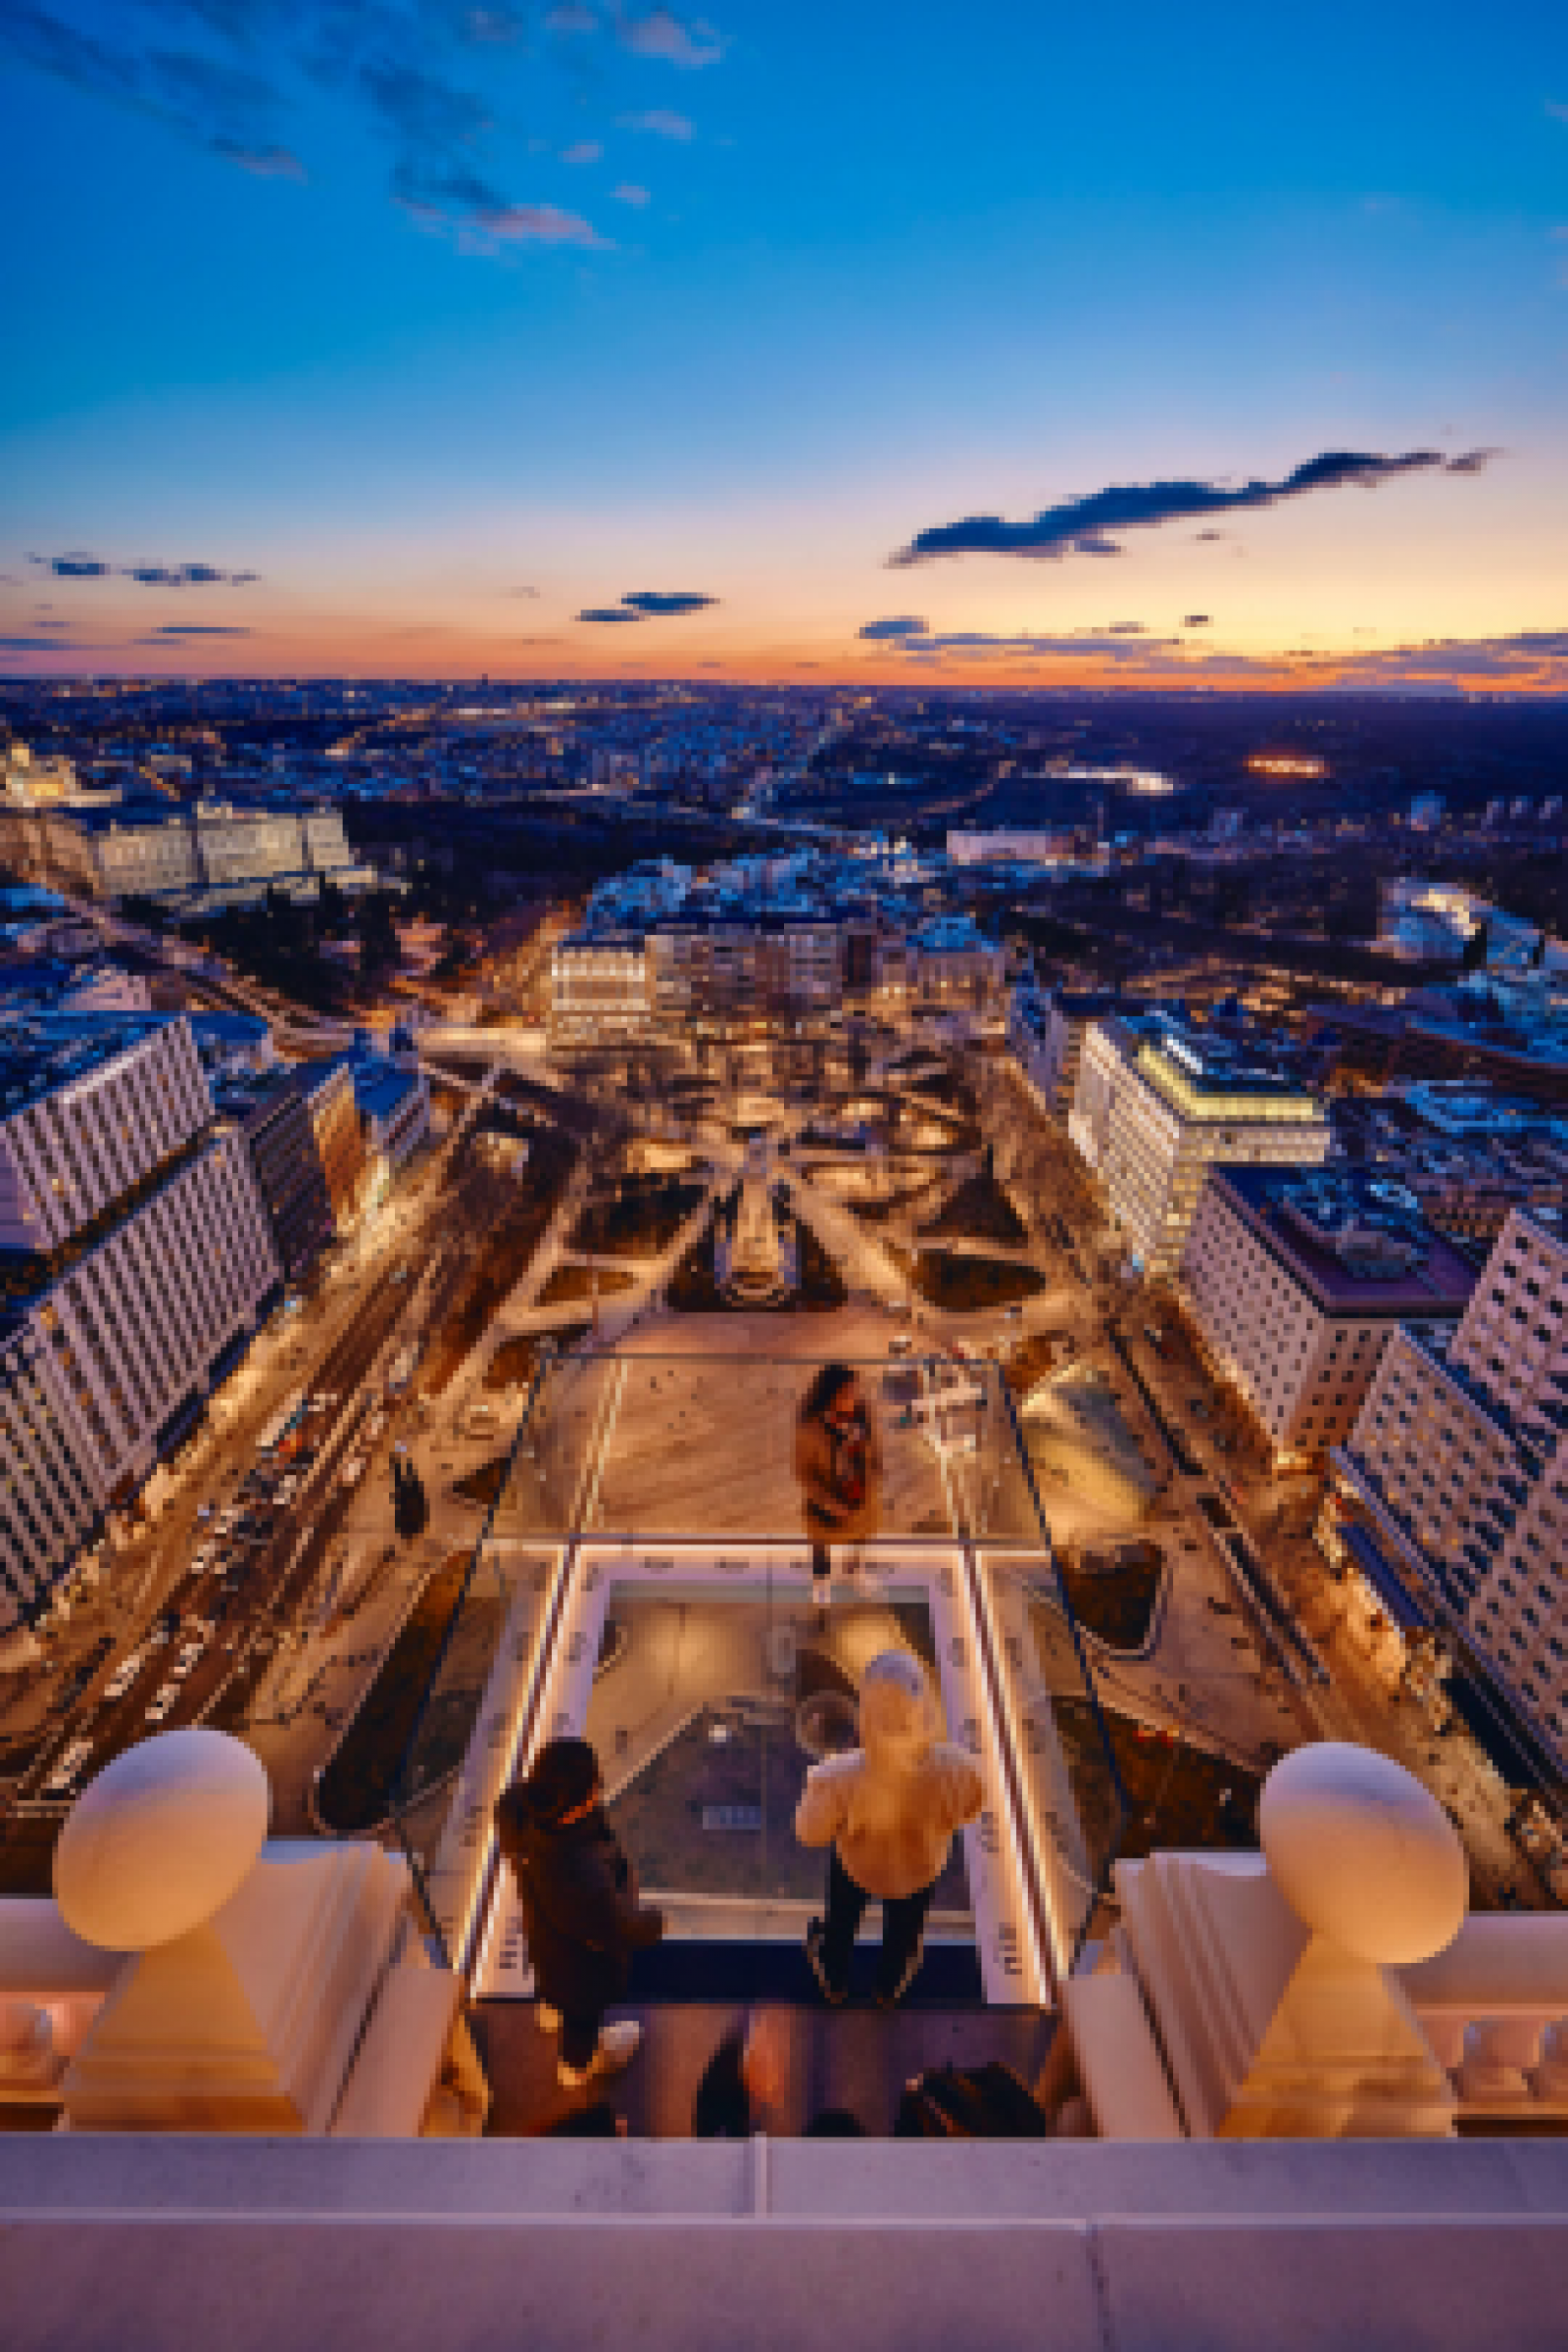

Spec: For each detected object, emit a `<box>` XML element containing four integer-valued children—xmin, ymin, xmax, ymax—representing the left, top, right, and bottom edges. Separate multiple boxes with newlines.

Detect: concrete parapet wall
<box><xmin>3</xmin><ymin>2135</ymin><xmax>1565</xmax><ymax>2352</ymax></box>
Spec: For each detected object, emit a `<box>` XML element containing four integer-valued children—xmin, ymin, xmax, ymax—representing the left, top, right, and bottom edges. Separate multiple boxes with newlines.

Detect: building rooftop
<box><xmin>0</xmin><ymin>1010</ymin><xmax>175</xmax><ymax>1121</ymax></box>
<box><xmin>1210</xmin><ymin>1164</ymin><xmax>1478</xmax><ymax>1316</ymax></box>
<box><xmin>352</xmin><ymin>1060</ymin><xmax>421</xmax><ymax>1123</ymax></box>
<box><xmin>1130</xmin><ymin>1015</ymin><xmax>1324</xmax><ymax>1118</ymax></box>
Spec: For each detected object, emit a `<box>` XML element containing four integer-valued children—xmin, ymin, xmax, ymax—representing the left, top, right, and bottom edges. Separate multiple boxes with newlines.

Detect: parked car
<box><xmin>104</xmin><ymin>1652</ymin><xmax>143</xmax><ymax>1701</ymax></box>
<box><xmin>144</xmin><ymin>1684</ymin><xmax>178</xmax><ymax>1725</ymax></box>
<box><xmin>43</xmin><ymin>1739</ymin><xmax>94</xmax><ymax>1796</ymax></box>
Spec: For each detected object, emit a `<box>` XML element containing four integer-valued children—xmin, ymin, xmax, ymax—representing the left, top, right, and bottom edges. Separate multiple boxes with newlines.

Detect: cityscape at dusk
<box><xmin>2</xmin><ymin>8</ymin><xmax>1567</xmax><ymax>2348</ymax></box>
<box><xmin>4</xmin><ymin>1</ymin><xmax>1568</xmax><ymax>688</ymax></box>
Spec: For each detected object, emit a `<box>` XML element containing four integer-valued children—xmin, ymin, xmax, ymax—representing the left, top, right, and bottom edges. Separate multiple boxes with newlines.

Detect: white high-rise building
<box><xmin>0</xmin><ymin>1012</ymin><xmax>280</xmax><ymax>1617</ymax></box>
<box><xmin>1333</xmin><ymin>1207</ymin><xmax>1568</xmax><ymax>1762</ymax></box>
<box><xmin>1068</xmin><ymin>1015</ymin><xmax>1331</xmax><ymax>1280</ymax></box>
<box><xmin>1181</xmin><ymin>1166</ymin><xmax>1476</xmax><ymax>1467</ymax></box>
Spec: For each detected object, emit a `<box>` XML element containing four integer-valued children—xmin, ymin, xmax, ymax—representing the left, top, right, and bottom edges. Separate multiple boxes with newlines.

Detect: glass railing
<box><xmin>382</xmin><ymin>1346</ymin><xmax>1128</xmax><ymax>2007</ymax></box>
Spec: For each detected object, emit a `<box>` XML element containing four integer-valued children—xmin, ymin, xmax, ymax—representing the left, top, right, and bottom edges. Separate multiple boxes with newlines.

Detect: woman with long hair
<box><xmin>794</xmin><ymin>1360</ymin><xmax>879</xmax><ymax>1615</ymax></box>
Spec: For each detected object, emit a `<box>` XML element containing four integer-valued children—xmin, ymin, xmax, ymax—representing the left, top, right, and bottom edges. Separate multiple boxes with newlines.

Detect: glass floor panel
<box><xmin>472</xmin><ymin>1544</ymin><xmax>1048</xmax><ymax>2004</ymax></box>
<box><xmin>586</xmin><ymin>1588</ymin><xmax>973</xmax><ymax>1936</ymax></box>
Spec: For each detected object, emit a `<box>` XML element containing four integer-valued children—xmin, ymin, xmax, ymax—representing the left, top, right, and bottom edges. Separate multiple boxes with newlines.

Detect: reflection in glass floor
<box><xmin>587</xmin><ymin>1589</ymin><xmax>973</xmax><ymax>1943</ymax></box>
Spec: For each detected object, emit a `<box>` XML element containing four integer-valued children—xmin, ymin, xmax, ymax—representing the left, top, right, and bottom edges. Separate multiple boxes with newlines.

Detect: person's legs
<box><xmin>559</xmin><ymin>2006</ymin><xmax>605</xmax><ymax>2075</ymax></box>
<box><xmin>811</xmin><ymin>1540</ymin><xmax>831</xmax><ymax>1622</ymax></box>
<box><xmin>874</xmin><ymin>1878</ymin><xmax>936</xmax><ymax>2006</ymax></box>
<box><xmin>814</xmin><ymin>1847</ymin><xmax>867</xmax><ymax>1995</ymax></box>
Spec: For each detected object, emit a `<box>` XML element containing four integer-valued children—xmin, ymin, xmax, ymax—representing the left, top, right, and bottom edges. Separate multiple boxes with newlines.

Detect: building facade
<box><xmin>1069</xmin><ymin>1016</ymin><xmax>1331</xmax><ymax>1280</ymax></box>
<box><xmin>1010</xmin><ymin>985</ymin><xmax>1119</xmax><ymax>1118</ymax></box>
<box><xmin>0</xmin><ymin>1012</ymin><xmax>280</xmax><ymax>1614</ymax></box>
<box><xmin>0</xmin><ymin>796</ymin><xmax>374</xmax><ymax>912</ymax></box>
<box><xmin>1181</xmin><ymin>1167</ymin><xmax>1476</xmax><ymax>1467</ymax></box>
<box><xmin>299</xmin><ymin>1059</ymin><xmax>369</xmax><ymax>1233</ymax></box>
<box><xmin>0</xmin><ymin>1317</ymin><xmax>103</xmax><ymax>1625</ymax></box>
<box><xmin>1333</xmin><ymin>1208</ymin><xmax>1568</xmax><ymax>1763</ymax></box>
<box><xmin>212</xmin><ymin>1070</ymin><xmax>337</xmax><ymax>1283</ymax></box>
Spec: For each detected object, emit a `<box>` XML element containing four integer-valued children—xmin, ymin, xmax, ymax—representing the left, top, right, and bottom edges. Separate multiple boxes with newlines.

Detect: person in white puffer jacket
<box><xmin>795</xmin><ymin>1647</ymin><xmax>984</xmax><ymax>2007</ymax></box>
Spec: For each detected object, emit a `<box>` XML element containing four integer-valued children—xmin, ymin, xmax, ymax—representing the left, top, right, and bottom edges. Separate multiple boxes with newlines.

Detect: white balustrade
<box><xmin>1400</xmin><ymin>1915</ymin><xmax>1568</xmax><ymax>2122</ymax></box>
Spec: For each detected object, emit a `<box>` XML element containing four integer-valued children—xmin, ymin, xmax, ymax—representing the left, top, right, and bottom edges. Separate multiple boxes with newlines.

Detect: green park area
<box><xmin>421</xmin><ymin>1123</ymin><xmax>577</xmax><ymax>1394</ymax></box>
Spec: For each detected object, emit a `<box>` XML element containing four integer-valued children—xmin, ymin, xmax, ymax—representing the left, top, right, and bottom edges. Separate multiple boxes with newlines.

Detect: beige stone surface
<box><xmin>54</xmin><ymin>1729</ymin><xmax>270</xmax><ymax>1953</ymax></box>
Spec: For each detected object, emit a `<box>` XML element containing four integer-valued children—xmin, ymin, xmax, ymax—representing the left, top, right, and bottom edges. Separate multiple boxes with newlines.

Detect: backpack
<box><xmin>894</xmin><ymin>2061</ymin><xmax>1049</xmax><ymax>2139</ymax></box>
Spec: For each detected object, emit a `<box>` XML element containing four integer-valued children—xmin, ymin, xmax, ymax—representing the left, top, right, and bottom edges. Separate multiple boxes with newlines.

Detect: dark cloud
<box><xmin>29</xmin><ymin>552</ymin><xmax>111</xmax><ymax>577</ymax></box>
<box><xmin>893</xmin><ymin>449</ymin><xmax>1498</xmax><ymax>566</ymax></box>
<box><xmin>29</xmin><ymin>553</ymin><xmax>261</xmax><ymax>585</ymax></box>
<box><xmin>0</xmin><ymin>4</ymin><xmax>304</xmax><ymax>177</ymax></box>
<box><xmin>0</xmin><ymin>0</ymin><xmax>636</xmax><ymax>249</ymax></box>
<box><xmin>146</xmin><ymin>623</ymin><xmax>254</xmax><ymax>635</ymax></box>
<box><xmin>0</xmin><ymin>636</ymin><xmax>112</xmax><ymax>653</ymax></box>
<box><xmin>361</xmin><ymin>57</ymin><xmax>491</xmax><ymax>151</ymax></box>
<box><xmin>0</xmin><ymin>4</ymin><xmax>141</xmax><ymax>109</ymax></box>
<box><xmin>393</xmin><ymin>156</ymin><xmax>610</xmax><ymax>247</ymax></box>
<box><xmin>1183</xmin><ymin>613</ymin><xmax>1211</xmax><ymax>627</ymax></box>
<box><xmin>578</xmin><ymin>591</ymin><xmax>717</xmax><ymax>620</ymax></box>
<box><xmin>858</xmin><ymin>616</ymin><xmax>1178</xmax><ymax>661</ymax></box>
<box><xmin>124</xmin><ymin>561</ymin><xmax>260</xmax><ymax>584</ymax></box>
<box><xmin>620</xmin><ymin>590</ymin><xmax>716</xmax><ymax>614</ymax></box>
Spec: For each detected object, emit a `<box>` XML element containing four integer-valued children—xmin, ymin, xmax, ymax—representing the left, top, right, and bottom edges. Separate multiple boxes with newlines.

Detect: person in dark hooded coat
<box><xmin>494</xmin><ymin>1736</ymin><xmax>665</xmax><ymax>2089</ymax></box>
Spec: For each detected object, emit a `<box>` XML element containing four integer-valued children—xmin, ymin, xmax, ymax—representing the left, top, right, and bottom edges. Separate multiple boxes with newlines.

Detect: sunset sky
<box><xmin>3</xmin><ymin>1</ymin><xmax>1566</xmax><ymax>690</ymax></box>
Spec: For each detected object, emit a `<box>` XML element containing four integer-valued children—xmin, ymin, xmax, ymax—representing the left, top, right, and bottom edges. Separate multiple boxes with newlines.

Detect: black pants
<box><xmin>810</xmin><ymin>1540</ymin><xmax>831</xmax><ymax>1589</ymax></box>
<box><xmin>820</xmin><ymin>1847</ymin><xmax>935</xmax><ymax>2003</ymax></box>
<box><xmin>559</xmin><ymin>2003</ymin><xmax>607</xmax><ymax>2071</ymax></box>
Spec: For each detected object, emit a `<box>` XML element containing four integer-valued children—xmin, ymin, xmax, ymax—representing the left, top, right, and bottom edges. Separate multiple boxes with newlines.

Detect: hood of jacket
<box><xmin>495</xmin><ymin>1782</ymin><xmax>598</xmax><ymax>1870</ymax></box>
<box><xmin>857</xmin><ymin>1649</ymin><xmax>940</xmax><ymax>1774</ymax></box>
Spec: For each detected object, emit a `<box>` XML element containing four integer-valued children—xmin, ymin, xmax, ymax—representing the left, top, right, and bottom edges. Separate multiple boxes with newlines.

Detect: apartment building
<box><xmin>296</xmin><ymin>1058</ymin><xmax>369</xmax><ymax>1232</ymax></box>
<box><xmin>1334</xmin><ymin>1208</ymin><xmax>1568</xmax><ymax>1762</ymax></box>
<box><xmin>0</xmin><ymin>959</ymin><xmax>152</xmax><ymax>1017</ymax></box>
<box><xmin>0</xmin><ymin>1317</ymin><xmax>102</xmax><ymax>1625</ymax></box>
<box><xmin>1069</xmin><ymin>1015</ymin><xmax>1331</xmax><ymax>1280</ymax></box>
<box><xmin>1182</xmin><ymin>1166</ymin><xmax>1475</xmax><ymax>1466</ymax></box>
<box><xmin>211</xmin><ymin>1069</ymin><xmax>337</xmax><ymax>1282</ymax></box>
<box><xmin>549</xmin><ymin>935</ymin><xmax>653</xmax><ymax>1045</ymax></box>
<box><xmin>1009</xmin><ymin>984</ymin><xmax>1118</xmax><ymax>1116</ymax></box>
<box><xmin>0</xmin><ymin>1012</ymin><xmax>280</xmax><ymax>1613</ymax></box>
<box><xmin>348</xmin><ymin>1058</ymin><xmax>431</xmax><ymax>1179</ymax></box>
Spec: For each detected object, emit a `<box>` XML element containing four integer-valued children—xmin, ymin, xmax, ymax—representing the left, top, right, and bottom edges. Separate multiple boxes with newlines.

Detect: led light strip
<box><xmin>465</xmin><ymin>1357</ymin><xmax>630</xmax><ymax>1985</ymax></box>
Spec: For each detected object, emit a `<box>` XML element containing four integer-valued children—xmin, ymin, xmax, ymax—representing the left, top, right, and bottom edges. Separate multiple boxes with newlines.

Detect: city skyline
<box><xmin>3</xmin><ymin>1</ymin><xmax>1567</xmax><ymax>690</ymax></box>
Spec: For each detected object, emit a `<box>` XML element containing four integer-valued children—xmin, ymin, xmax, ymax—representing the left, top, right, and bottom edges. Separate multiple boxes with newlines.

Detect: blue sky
<box><xmin>3</xmin><ymin>2</ymin><xmax>1565</xmax><ymax>685</ymax></box>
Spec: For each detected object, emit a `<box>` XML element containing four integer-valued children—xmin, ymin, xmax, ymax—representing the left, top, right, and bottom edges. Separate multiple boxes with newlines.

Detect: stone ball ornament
<box><xmin>54</xmin><ymin>1728</ymin><xmax>270</xmax><ymax>1952</ymax></box>
<box><xmin>1259</xmin><ymin>1740</ymin><xmax>1468</xmax><ymax>1968</ymax></box>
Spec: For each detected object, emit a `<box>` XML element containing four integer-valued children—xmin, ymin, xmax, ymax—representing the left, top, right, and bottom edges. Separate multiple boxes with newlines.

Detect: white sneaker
<box><xmin>536</xmin><ymin>2001</ymin><xmax>562</xmax><ymax>2035</ymax></box>
<box><xmin>558</xmin><ymin>2021</ymin><xmax>642</xmax><ymax>2089</ymax></box>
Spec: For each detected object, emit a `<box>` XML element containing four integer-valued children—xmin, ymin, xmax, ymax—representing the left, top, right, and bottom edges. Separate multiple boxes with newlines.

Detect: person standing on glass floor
<box><xmin>794</xmin><ymin>1361</ymin><xmax>880</xmax><ymax>1616</ymax></box>
<box><xmin>796</xmin><ymin>1647</ymin><xmax>982</xmax><ymax>2008</ymax></box>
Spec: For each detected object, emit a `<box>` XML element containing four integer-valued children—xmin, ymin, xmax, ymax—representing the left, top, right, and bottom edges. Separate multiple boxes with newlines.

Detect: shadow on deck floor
<box><xmin>472</xmin><ymin>1998</ymin><xmax>1055</xmax><ymax>2139</ymax></box>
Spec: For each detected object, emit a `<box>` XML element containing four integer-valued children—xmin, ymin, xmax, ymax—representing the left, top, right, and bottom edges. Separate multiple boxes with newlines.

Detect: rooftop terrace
<box><xmin>4</xmin><ymin>1343</ymin><xmax>1565</xmax><ymax>2346</ymax></box>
